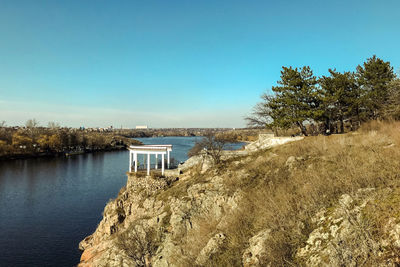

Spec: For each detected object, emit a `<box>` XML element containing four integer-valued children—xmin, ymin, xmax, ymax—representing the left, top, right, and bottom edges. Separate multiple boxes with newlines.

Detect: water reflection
<box><xmin>0</xmin><ymin>151</ymin><xmax>129</xmax><ymax>267</ymax></box>
<box><xmin>0</xmin><ymin>137</ymin><xmax>244</xmax><ymax>267</ymax></box>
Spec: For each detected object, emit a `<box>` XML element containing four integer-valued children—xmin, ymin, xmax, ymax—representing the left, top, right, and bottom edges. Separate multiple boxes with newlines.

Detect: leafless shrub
<box><xmin>116</xmin><ymin>225</ymin><xmax>161</xmax><ymax>267</ymax></box>
<box><xmin>188</xmin><ymin>131</ymin><xmax>237</xmax><ymax>164</ymax></box>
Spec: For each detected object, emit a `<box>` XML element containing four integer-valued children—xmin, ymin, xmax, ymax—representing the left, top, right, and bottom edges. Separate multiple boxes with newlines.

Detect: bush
<box><xmin>187</xmin><ymin>131</ymin><xmax>236</xmax><ymax>164</ymax></box>
<box><xmin>116</xmin><ymin>225</ymin><xmax>161</xmax><ymax>267</ymax></box>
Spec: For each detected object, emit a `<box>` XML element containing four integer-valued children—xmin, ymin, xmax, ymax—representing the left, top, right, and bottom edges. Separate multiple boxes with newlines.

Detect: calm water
<box><xmin>0</xmin><ymin>137</ymin><xmax>243</xmax><ymax>267</ymax></box>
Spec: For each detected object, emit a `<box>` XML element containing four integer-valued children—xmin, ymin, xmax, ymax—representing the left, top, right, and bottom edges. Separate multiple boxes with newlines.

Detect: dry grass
<box><xmin>205</xmin><ymin>207</ymin><xmax>255</xmax><ymax>267</ymax></box>
<box><xmin>121</xmin><ymin>121</ymin><xmax>400</xmax><ymax>266</ymax></box>
<box><xmin>210</xmin><ymin>121</ymin><xmax>400</xmax><ymax>265</ymax></box>
<box><xmin>175</xmin><ymin>210</ymin><xmax>223</xmax><ymax>265</ymax></box>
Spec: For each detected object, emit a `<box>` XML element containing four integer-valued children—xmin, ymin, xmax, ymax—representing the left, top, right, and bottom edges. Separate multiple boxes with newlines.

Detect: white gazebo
<box><xmin>128</xmin><ymin>144</ymin><xmax>173</xmax><ymax>175</ymax></box>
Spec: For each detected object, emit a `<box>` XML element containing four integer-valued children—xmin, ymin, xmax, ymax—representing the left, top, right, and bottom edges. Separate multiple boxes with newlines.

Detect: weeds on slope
<box><xmin>211</xmin><ymin>121</ymin><xmax>400</xmax><ymax>265</ymax></box>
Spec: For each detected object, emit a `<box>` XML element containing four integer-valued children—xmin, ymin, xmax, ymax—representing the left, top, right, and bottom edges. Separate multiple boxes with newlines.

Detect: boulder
<box><xmin>245</xmin><ymin>134</ymin><xmax>303</xmax><ymax>152</ymax></box>
<box><xmin>195</xmin><ymin>233</ymin><xmax>226</xmax><ymax>265</ymax></box>
<box><xmin>242</xmin><ymin>229</ymin><xmax>271</xmax><ymax>267</ymax></box>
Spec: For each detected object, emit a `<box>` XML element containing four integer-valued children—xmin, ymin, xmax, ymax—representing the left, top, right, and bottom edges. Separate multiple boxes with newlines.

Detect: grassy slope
<box><xmin>111</xmin><ymin>121</ymin><xmax>400</xmax><ymax>266</ymax></box>
<box><xmin>164</xmin><ymin>121</ymin><xmax>400</xmax><ymax>266</ymax></box>
<box><xmin>224</xmin><ymin>121</ymin><xmax>400</xmax><ymax>265</ymax></box>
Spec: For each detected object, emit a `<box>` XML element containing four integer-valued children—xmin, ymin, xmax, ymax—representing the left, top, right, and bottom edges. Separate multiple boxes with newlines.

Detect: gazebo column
<box><xmin>167</xmin><ymin>151</ymin><xmax>170</xmax><ymax>169</ymax></box>
<box><xmin>134</xmin><ymin>152</ymin><xmax>137</xmax><ymax>172</ymax></box>
<box><xmin>129</xmin><ymin>151</ymin><xmax>132</xmax><ymax>172</ymax></box>
<box><xmin>147</xmin><ymin>153</ymin><xmax>150</xmax><ymax>175</ymax></box>
<box><xmin>155</xmin><ymin>154</ymin><xmax>158</xmax><ymax>169</ymax></box>
<box><xmin>162</xmin><ymin>153</ymin><xmax>165</xmax><ymax>175</ymax></box>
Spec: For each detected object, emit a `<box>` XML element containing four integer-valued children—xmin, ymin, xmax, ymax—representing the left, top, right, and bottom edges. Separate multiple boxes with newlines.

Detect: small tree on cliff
<box><xmin>117</xmin><ymin>225</ymin><xmax>161</xmax><ymax>267</ymax></box>
<box><xmin>246</xmin><ymin>93</ymin><xmax>275</xmax><ymax>128</ymax></box>
<box><xmin>188</xmin><ymin>132</ymin><xmax>234</xmax><ymax>164</ymax></box>
<box><xmin>247</xmin><ymin>66</ymin><xmax>322</xmax><ymax>136</ymax></box>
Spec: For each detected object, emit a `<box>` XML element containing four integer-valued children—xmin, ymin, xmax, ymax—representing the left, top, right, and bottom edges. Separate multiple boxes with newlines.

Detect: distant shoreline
<box><xmin>0</xmin><ymin>146</ymin><xmax>128</xmax><ymax>161</ymax></box>
<box><xmin>0</xmin><ymin>128</ymin><xmax>262</xmax><ymax>162</ymax></box>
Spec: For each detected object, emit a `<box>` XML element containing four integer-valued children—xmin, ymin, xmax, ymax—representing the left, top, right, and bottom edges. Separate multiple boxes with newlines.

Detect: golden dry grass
<box><xmin>120</xmin><ymin>121</ymin><xmax>400</xmax><ymax>266</ymax></box>
<box><xmin>208</xmin><ymin>120</ymin><xmax>400</xmax><ymax>265</ymax></box>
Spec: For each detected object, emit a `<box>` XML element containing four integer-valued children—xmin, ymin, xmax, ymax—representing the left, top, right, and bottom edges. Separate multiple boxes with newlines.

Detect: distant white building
<box><xmin>136</xmin><ymin>125</ymin><xmax>148</xmax><ymax>129</ymax></box>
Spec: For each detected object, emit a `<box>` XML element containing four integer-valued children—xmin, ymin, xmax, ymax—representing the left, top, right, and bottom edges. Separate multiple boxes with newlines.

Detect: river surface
<box><xmin>0</xmin><ymin>136</ymin><xmax>244</xmax><ymax>266</ymax></box>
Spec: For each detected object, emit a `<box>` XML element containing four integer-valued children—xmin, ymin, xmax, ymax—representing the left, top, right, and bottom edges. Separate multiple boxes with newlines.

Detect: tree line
<box><xmin>0</xmin><ymin>120</ymin><xmax>140</xmax><ymax>159</ymax></box>
<box><xmin>247</xmin><ymin>55</ymin><xmax>399</xmax><ymax>135</ymax></box>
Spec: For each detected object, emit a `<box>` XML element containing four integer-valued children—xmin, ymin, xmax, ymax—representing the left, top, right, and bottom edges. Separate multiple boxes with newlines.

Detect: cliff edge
<box><xmin>78</xmin><ymin>123</ymin><xmax>400</xmax><ymax>266</ymax></box>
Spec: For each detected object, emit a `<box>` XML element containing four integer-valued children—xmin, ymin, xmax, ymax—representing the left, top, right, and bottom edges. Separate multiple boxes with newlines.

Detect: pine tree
<box><xmin>268</xmin><ymin>66</ymin><xmax>322</xmax><ymax>136</ymax></box>
<box><xmin>356</xmin><ymin>55</ymin><xmax>395</xmax><ymax>119</ymax></box>
<box><xmin>383</xmin><ymin>79</ymin><xmax>400</xmax><ymax>119</ymax></box>
<box><xmin>319</xmin><ymin>70</ymin><xmax>359</xmax><ymax>133</ymax></box>
<box><xmin>247</xmin><ymin>56</ymin><xmax>397</xmax><ymax>135</ymax></box>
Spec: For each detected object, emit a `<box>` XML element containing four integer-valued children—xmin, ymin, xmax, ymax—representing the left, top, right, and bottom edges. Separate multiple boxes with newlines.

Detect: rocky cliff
<box><xmin>78</xmin><ymin>126</ymin><xmax>400</xmax><ymax>266</ymax></box>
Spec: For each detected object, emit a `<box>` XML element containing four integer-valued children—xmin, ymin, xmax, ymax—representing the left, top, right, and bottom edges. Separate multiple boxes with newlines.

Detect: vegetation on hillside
<box><xmin>169</xmin><ymin>121</ymin><xmax>400</xmax><ymax>265</ymax></box>
<box><xmin>247</xmin><ymin>55</ymin><xmax>399</xmax><ymax>136</ymax></box>
<box><xmin>78</xmin><ymin>54</ymin><xmax>400</xmax><ymax>266</ymax></box>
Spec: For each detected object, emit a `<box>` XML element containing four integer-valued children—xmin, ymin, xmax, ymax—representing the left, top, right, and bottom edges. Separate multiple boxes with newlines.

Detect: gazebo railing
<box><xmin>133</xmin><ymin>161</ymin><xmax>179</xmax><ymax>171</ymax></box>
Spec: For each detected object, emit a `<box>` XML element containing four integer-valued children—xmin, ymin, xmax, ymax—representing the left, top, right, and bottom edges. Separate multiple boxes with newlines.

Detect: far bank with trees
<box><xmin>0</xmin><ymin>120</ymin><xmax>141</xmax><ymax>160</ymax></box>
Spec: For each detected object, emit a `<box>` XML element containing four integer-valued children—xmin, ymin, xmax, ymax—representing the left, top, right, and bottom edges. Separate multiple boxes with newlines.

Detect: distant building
<box><xmin>136</xmin><ymin>125</ymin><xmax>148</xmax><ymax>129</ymax></box>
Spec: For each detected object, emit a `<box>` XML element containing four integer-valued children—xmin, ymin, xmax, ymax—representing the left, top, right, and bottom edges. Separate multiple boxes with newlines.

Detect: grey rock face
<box><xmin>195</xmin><ymin>233</ymin><xmax>226</xmax><ymax>265</ymax></box>
<box><xmin>242</xmin><ymin>229</ymin><xmax>271</xmax><ymax>267</ymax></box>
<box><xmin>296</xmin><ymin>188</ymin><xmax>400</xmax><ymax>267</ymax></box>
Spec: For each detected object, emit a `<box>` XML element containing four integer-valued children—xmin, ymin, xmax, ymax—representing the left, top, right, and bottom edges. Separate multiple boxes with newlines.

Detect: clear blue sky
<box><xmin>1</xmin><ymin>0</ymin><xmax>399</xmax><ymax>128</ymax></box>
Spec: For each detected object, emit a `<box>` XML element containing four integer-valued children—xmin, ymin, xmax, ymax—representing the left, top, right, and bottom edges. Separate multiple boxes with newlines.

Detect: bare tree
<box><xmin>25</xmin><ymin>119</ymin><xmax>40</xmax><ymax>142</ymax></box>
<box><xmin>245</xmin><ymin>93</ymin><xmax>274</xmax><ymax>128</ymax></box>
<box><xmin>47</xmin><ymin>121</ymin><xmax>60</xmax><ymax>129</ymax></box>
<box><xmin>0</xmin><ymin>121</ymin><xmax>6</xmax><ymax>127</ymax></box>
<box><xmin>188</xmin><ymin>131</ymin><xmax>233</xmax><ymax>164</ymax></box>
<box><xmin>25</xmin><ymin>118</ymin><xmax>39</xmax><ymax>128</ymax></box>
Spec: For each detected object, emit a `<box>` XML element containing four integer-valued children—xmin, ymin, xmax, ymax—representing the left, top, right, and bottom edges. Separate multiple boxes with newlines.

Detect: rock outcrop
<box><xmin>296</xmin><ymin>188</ymin><xmax>400</xmax><ymax>266</ymax></box>
<box><xmin>242</xmin><ymin>229</ymin><xmax>271</xmax><ymax>267</ymax></box>
<box><xmin>78</xmin><ymin>134</ymin><xmax>304</xmax><ymax>266</ymax></box>
<box><xmin>195</xmin><ymin>233</ymin><xmax>226</xmax><ymax>265</ymax></box>
<box><xmin>78</xmin><ymin>170</ymin><xmax>242</xmax><ymax>266</ymax></box>
<box><xmin>78</xmin><ymin>132</ymin><xmax>400</xmax><ymax>266</ymax></box>
<box><xmin>244</xmin><ymin>134</ymin><xmax>303</xmax><ymax>152</ymax></box>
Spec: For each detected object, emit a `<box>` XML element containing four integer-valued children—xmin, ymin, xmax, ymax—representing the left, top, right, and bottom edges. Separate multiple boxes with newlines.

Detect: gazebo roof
<box><xmin>128</xmin><ymin>144</ymin><xmax>172</xmax><ymax>152</ymax></box>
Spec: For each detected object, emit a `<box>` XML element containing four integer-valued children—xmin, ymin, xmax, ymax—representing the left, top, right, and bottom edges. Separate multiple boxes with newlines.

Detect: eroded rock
<box><xmin>195</xmin><ymin>233</ymin><xmax>226</xmax><ymax>265</ymax></box>
<box><xmin>242</xmin><ymin>229</ymin><xmax>271</xmax><ymax>267</ymax></box>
